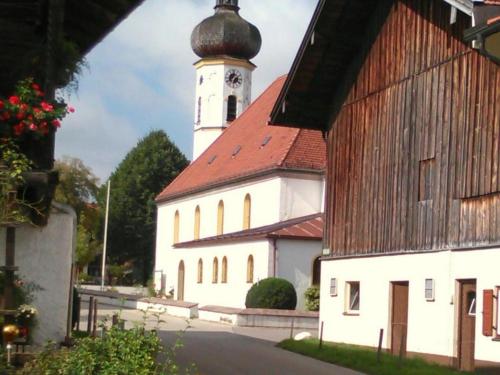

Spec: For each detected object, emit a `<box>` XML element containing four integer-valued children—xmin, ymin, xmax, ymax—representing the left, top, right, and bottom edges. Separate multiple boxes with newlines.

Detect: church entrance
<box><xmin>178</xmin><ymin>261</ymin><xmax>185</xmax><ymax>301</ymax></box>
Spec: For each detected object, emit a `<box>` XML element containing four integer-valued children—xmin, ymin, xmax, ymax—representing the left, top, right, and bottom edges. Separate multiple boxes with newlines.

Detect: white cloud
<box><xmin>57</xmin><ymin>0</ymin><xmax>317</xmax><ymax>181</ymax></box>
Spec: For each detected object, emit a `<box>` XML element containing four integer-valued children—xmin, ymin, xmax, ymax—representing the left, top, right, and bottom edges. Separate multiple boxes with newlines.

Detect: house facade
<box><xmin>271</xmin><ymin>0</ymin><xmax>500</xmax><ymax>371</ymax></box>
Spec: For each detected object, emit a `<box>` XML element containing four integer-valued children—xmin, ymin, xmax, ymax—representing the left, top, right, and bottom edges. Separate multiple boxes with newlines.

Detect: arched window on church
<box><xmin>173</xmin><ymin>210</ymin><xmax>180</xmax><ymax>244</ymax></box>
<box><xmin>197</xmin><ymin>258</ymin><xmax>203</xmax><ymax>284</ymax></box>
<box><xmin>227</xmin><ymin>95</ymin><xmax>237</xmax><ymax>122</ymax></box>
<box><xmin>217</xmin><ymin>200</ymin><xmax>224</xmax><ymax>235</ymax></box>
<box><xmin>212</xmin><ymin>257</ymin><xmax>219</xmax><ymax>283</ymax></box>
<box><xmin>312</xmin><ymin>256</ymin><xmax>321</xmax><ymax>286</ymax></box>
<box><xmin>197</xmin><ymin>97</ymin><xmax>202</xmax><ymax>124</ymax></box>
<box><xmin>243</xmin><ymin>194</ymin><xmax>251</xmax><ymax>230</ymax></box>
<box><xmin>194</xmin><ymin>206</ymin><xmax>201</xmax><ymax>240</ymax></box>
<box><xmin>247</xmin><ymin>255</ymin><xmax>254</xmax><ymax>283</ymax></box>
<box><xmin>222</xmin><ymin>256</ymin><xmax>228</xmax><ymax>283</ymax></box>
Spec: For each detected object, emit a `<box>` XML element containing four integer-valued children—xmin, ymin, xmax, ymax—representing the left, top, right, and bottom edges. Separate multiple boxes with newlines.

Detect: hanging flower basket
<box><xmin>0</xmin><ymin>78</ymin><xmax>73</xmax><ymax>170</ymax></box>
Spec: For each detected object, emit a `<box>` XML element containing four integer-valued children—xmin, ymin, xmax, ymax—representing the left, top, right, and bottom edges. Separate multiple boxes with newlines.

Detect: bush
<box><xmin>304</xmin><ymin>286</ymin><xmax>320</xmax><ymax>311</ymax></box>
<box><xmin>245</xmin><ymin>278</ymin><xmax>297</xmax><ymax>310</ymax></box>
<box><xmin>19</xmin><ymin>326</ymin><xmax>183</xmax><ymax>374</ymax></box>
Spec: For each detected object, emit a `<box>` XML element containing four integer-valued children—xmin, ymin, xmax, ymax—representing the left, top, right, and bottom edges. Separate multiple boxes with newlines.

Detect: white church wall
<box><xmin>168</xmin><ymin>240</ymin><xmax>271</xmax><ymax>308</ymax></box>
<box><xmin>319</xmin><ymin>249</ymin><xmax>500</xmax><ymax>364</ymax></box>
<box><xmin>276</xmin><ymin>239</ymin><xmax>322</xmax><ymax>310</ymax></box>
<box><xmin>0</xmin><ymin>202</ymin><xmax>76</xmax><ymax>345</ymax></box>
<box><xmin>279</xmin><ymin>175</ymin><xmax>324</xmax><ymax>221</ymax></box>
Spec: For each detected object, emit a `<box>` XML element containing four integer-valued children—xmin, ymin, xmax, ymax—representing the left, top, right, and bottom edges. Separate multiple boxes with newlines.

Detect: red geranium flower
<box><xmin>13</xmin><ymin>123</ymin><xmax>24</xmax><ymax>136</ymax></box>
<box><xmin>68</xmin><ymin>106</ymin><xmax>75</xmax><ymax>113</ymax></box>
<box><xmin>51</xmin><ymin>119</ymin><xmax>61</xmax><ymax>128</ymax></box>
<box><xmin>32</xmin><ymin>83</ymin><xmax>40</xmax><ymax>91</ymax></box>
<box><xmin>9</xmin><ymin>96</ymin><xmax>20</xmax><ymax>105</ymax></box>
<box><xmin>40</xmin><ymin>102</ymin><xmax>53</xmax><ymax>112</ymax></box>
<box><xmin>0</xmin><ymin>100</ymin><xmax>4</xmax><ymax>110</ymax></box>
<box><xmin>29</xmin><ymin>123</ymin><xmax>38</xmax><ymax>131</ymax></box>
<box><xmin>16</xmin><ymin>112</ymin><xmax>25</xmax><ymax>120</ymax></box>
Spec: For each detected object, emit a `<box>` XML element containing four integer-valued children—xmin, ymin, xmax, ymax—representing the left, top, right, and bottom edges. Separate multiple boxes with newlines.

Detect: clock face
<box><xmin>225</xmin><ymin>69</ymin><xmax>243</xmax><ymax>88</ymax></box>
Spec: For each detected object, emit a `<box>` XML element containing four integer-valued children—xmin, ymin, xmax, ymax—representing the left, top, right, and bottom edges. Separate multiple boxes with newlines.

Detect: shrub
<box><xmin>19</xmin><ymin>326</ymin><xmax>183</xmax><ymax>374</ymax></box>
<box><xmin>304</xmin><ymin>286</ymin><xmax>320</xmax><ymax>311</ymax></box>
<box><xmin>245</xmin><ymin>278</ymin><xmax>297</xmax><ymax>310</ymax></box>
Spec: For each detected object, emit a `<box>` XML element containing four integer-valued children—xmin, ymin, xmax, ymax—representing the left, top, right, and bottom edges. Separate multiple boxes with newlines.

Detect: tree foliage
<box><xmin>105</xmin><ymin>130</ymin><xmax>189</xmax><ymax>284</ymax></box>
<box><xmin>55</xmin><ymin>156</ymin><xmax>101</xmax><ymax>269</ymax></box>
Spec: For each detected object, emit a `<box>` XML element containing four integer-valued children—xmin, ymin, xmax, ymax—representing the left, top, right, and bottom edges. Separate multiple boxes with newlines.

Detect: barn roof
<box><xmin>269</xmin><ymin>0</ymin><xmax>482</xmax><ymax>131</ymax></box>
<box><xmin>174</xmin><ymin>213</ymin><xmax>324</xmax><ymax>248</ymax></box>
<box><xmin>156</xmin><ymin>76</ymin><xmax>326</xmax><ymax>203</ymax></box>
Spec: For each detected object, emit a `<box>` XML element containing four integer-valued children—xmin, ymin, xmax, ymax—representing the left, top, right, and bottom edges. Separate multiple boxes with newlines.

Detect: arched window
<box><xmin>194</xmin><ymin>206</ymin><xmax>201</xmax><ymax>240</ymax></box>
<box><xmin>247</xmin><ymin>255</ymin><xmax>254</xmax><ymax>283</ymax></box>
<box><xmin>173</xmin><ymin>210</ymin><xmax>180</xmax><ymax>244</ymax></box>
<box><xmin>217</xmin><ymin>200</ymin><xmax>224</xmax><ymax>235</ymax></box>
<box><xmin>212</xmin><ymin>257</ymin><xmax>219</xmax><ymax>283</ymax></box>
<box><xmin>227</xmin><ymin>95</ymin><xmax>237</xmax><ymax>122</ymax></box>
<box><xmin>312</xmin><ymin>256</ymin><xmax>321</xmax><ymax>285</ymax></box>
<box><xmin>197</xmin><ymin>259</ymin><xmax>203</xmax><ymax>283</ymax></box>
<box><xmin>243</xmin><ymin>194</ymin><xmax>251</xmax><ymax>230</ymax></box>
<box><xmin>178</xmin><ymin>261</ymin><xmax>185</xmax><ymax>301</ymax></box>
<box><xmin>222</xmin><ymin>256</ymin><xmax>228</xmax><ymax>283</ymax></box>
<box><xmin>197</xmin><ymin>97</ymin><xmax>202</xmax><ymax>124</ymax></box>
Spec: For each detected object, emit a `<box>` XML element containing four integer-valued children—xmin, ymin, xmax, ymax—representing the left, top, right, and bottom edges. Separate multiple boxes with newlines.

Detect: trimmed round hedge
<box><xmin>245</xmin><ymin>277</ymin><xmax>297</xmax><ymax>310</ymax></box>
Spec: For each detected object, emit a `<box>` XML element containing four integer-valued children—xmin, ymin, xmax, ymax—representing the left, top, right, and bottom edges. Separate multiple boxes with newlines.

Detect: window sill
<box><xmin>343</xmin><ymin>312</ymin><xmax>360</xmax><ymax>316</ymax></box>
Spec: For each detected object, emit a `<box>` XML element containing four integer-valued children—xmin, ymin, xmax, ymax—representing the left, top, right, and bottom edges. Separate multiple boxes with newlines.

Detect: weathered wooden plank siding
<box><xmin>325</xmin><ymin>0</ymin><xmax>500</xmax><ymax>256</ymax></box>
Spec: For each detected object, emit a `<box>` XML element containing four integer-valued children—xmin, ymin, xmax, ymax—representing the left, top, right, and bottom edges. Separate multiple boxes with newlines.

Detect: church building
<box><xmin>154</xmin><ymin>0</ymin><xmax>326</xmax><ymax>310</ymax></box>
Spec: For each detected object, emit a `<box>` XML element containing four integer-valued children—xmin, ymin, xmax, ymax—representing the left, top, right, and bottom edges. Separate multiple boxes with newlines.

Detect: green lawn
<box><xmin>277</xmin><ymin>339</ymin><xmax>474</xmax><ymax>375</ymax></box>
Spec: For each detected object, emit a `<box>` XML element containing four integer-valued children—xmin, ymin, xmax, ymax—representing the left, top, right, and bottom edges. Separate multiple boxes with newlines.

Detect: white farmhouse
<box><xmin>154</xmin><ymin>0</ymin><xmax>326</xmax><ymax>310</ymax></box>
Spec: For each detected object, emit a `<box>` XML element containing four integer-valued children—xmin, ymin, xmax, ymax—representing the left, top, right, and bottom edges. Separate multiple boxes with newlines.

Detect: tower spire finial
<box><xmin>215</xmin><ymin>0</ymin><xmax>239</xmax><ymax>10</ymax></box>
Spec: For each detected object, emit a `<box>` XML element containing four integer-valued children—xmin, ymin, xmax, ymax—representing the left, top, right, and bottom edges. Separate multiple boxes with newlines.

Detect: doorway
<box><xmin>178</xmin><ymin>261</ymin><xmax>185</xmax><ymax>301</ymax></box>
<box><xmin>391</xmin><ymin>281</ymin><xmax>409</xmax><ymax>357</ymax></box>
<box><xmin>457</xmin><ymin>280</ymin><xmax>476</xmax><ymax>372</ymax></box>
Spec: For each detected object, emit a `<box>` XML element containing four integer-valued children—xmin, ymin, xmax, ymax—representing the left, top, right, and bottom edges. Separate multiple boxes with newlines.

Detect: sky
<box><xmin>55</xmin><ymin>0</ymin><xmax>318</xmax><ymax>182</ymax></box>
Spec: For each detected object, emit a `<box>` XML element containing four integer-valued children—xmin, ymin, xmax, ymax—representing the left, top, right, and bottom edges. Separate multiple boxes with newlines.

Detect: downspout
<box><xmin>272</xmin><ymin>239</ymin><xmax>278</xmax><ymax>277</ymax></box>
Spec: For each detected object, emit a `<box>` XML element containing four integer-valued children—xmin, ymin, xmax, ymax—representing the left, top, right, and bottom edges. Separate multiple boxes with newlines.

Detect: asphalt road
<box><xmin>80</xmin><ymin>302</ymin><xmax>363</xmax><ymax>375</ymax></box>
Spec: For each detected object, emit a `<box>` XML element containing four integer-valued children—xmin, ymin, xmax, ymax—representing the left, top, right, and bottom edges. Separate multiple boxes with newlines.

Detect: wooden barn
<box><xmin>271</xmin><ymin>0</ymin><xmax>500</xmax><ymax>372</ymax></box>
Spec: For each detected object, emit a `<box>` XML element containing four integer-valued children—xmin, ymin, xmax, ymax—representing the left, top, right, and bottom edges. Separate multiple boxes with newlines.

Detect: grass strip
<box><xmin>277</xmin><ymin>339</ymin><xmax>473</xmax><ymax>375</ymax></box>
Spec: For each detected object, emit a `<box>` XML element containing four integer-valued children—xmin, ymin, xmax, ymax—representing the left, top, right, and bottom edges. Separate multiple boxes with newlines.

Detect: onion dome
<box><xmin>191</xmin><ymin>0</ymin><xmax>262</xmax><ymax>60</ymax></box>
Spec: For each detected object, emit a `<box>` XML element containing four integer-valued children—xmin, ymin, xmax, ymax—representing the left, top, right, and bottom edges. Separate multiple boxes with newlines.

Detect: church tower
<box><xmin>190</xmin><ymin>0</ymin><xmax>261</xmax><ymax>160</ymax></box>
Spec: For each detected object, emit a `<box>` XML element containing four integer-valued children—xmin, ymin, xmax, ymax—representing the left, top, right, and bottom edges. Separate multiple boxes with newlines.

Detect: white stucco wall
<box><xmin>154</xmin><ymin>173</ymin><xmax>324</xmax><ymax>306</ymax></box>
<box><xmin>276</xmin><ymin>239</ymin><xmax>322</xmax><ymax>310</ymax></box>
<box><xmin>166</xmin><ymin>240</ymin><xmax>271</xmax><ymax>308</ymax></box>
<box><xmin>319</xmin><ymin>249</ymin><xmax>500</xmax><ymax>364</ymax></box>
<box><xmin>0</xmin><ymin>202</ymin><xmax>76</xmax><ymax>345</ymax></box>
<box><xmin>280</xmin><ymin>175</ymin><xmax>324</xmax><ymax>221</ymax></box>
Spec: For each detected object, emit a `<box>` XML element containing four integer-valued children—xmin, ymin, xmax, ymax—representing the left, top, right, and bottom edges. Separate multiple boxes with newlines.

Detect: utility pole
<box><xmin>101</xmin><ymin>180</ymin><xmax>111</xmax><ymax>291</ymax></box>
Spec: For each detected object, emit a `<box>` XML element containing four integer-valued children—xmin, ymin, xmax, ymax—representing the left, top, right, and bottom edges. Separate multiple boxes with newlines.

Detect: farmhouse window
<box><xmin>330</xmin><ymin>278</ymin><xmax>337</xmax><ymax>297</ymax></box>
<box><xmin>247</xmin><ymin>255</ymin><xmax>254</xmax><ymax>283</ymax></box>
<box><xmin>217</xmin><ymin>200</ymin><xmax>224</xmax><ymax>235</ymax></box>
<box><xmin>346</xmin><ymin>282</ymin><xmax>360</xmax><ymax>312</ymax></box>
<box><xmin>222</xmin><ymin>257</ymin><xmax>228</xmax><ymax>283</ymax></box>
<box><xmin>173</xmin><ymin>210</ymin><xmax>180</xmax><ymax>244</ymax></box>
<box><xmin>425</xmin><ymin>279</ymin><xmax>435</xmax><ymax>301</ymax></box>
<box><xmin>194</xmin><ymin>206</ymin><xmax>201</xmax><ymax>240</ymax></box>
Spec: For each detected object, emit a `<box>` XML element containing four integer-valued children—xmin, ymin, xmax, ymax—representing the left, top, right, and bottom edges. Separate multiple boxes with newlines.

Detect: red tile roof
<box><xmin>156</xmin><ymin>76</ymin><xmax>326</xmax><ymax>202</ymax></box>
<box><xmin>174</xmin><ymin>213</ymin><xmax>324</xmax><ymax>248</ymax></box>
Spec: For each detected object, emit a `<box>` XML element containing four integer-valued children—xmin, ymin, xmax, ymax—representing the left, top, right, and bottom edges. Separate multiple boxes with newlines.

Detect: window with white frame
<box><xmin>330</xmin><ymin>278</ymin><xmax>337</xmax><ymax>297</ymax></box>
<box><xmin>425</xmin><ymin>279</ymin><xmax>435</xmax><ymax>301</ymax></box>
<box><xmin>345</xmin><ymin>282</ymin><xmax>360</xmax><ymax>313</ymax></box>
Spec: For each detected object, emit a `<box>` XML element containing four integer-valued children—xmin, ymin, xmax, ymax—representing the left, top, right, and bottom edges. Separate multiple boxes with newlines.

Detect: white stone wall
<box><xmin>0</xmin><ymin>203</ymin><xmax>76</xmax><ymax>345</ymax></box>
<box><xmin>319</xmin><ymin>249</ymin><xmax>500</xmax><ymax>364</ymax></box>
<box><xmin>166</xmin><ymin>240</ymin><xmax>271</xmax><ymax>308</ymax></box>
<box><xmin>276</xmin><ymin>239</ymin><xmax>322</xmax><ymax>310</ymax></box>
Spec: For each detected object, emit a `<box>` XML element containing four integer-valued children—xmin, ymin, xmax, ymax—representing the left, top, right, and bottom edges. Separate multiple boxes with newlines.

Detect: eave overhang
<box><xmin>269</xmin><ymin>0</ymin><xmax>474</xmax><ymax>131</ymax></box>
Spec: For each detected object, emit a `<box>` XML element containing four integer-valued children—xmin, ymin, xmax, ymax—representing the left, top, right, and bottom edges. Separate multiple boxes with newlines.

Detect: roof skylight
<box><xmin>208</xmin><ymin>155</ymin><xmax>217</xmax><ymax>165</ymax></box>
<box><xmin>232</xmin><ymin>145</ymin><xmax>242</xmax><ymax>157</ymax></box>
<box><xmin>261</xmin><ymin>135</ymin><xmax>272</xmax><ymax>148</ymax></box>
